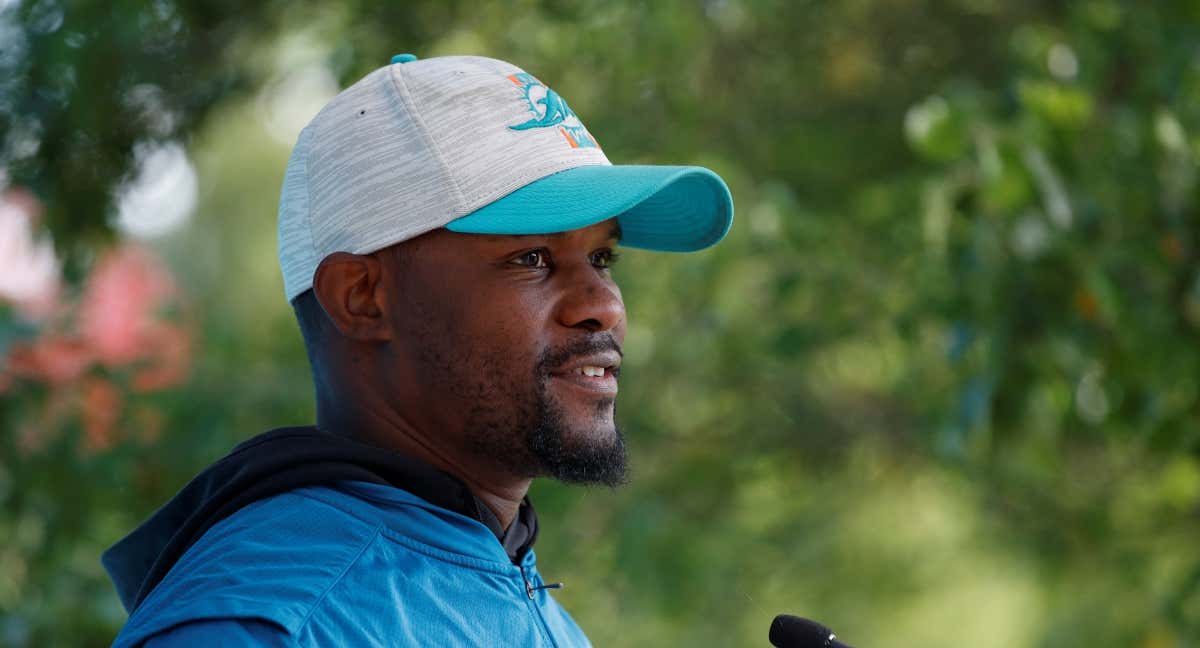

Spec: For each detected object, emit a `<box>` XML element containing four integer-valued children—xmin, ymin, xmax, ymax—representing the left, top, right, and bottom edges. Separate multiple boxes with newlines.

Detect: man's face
<box><xmin>378</xmin><ymin>219</ymin><xmax>628</xmax><ymax>486</ymax></box>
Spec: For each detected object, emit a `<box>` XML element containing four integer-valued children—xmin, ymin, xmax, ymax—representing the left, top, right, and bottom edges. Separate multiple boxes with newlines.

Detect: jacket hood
<box><xmin>102</xmin><ymin>426</ymin><xmax>536</xmax><ymax>614</ymax></box>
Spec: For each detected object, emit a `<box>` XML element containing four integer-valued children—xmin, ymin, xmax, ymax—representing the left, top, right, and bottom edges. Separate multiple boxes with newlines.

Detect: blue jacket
<box><xmin>111</xmin><ymin>480</ymin><xmax>591</xmax><ymax>647</ymax></box>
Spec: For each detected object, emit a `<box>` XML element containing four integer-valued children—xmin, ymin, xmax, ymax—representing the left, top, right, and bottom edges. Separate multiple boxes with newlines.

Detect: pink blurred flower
<box><xmin>131</xmin><ymin>323</ymin><xmax>191</xmax><ymax>392</ymax></box>
<box><xmin>81</xmin><ymin>377</ymin><xmax>123</xmax><ymax>452</ymax></box>
<box><xmin>0</xmin><ymin>188</ymin><xmax>61</xmax><ymax>321</ymax></box>
<box><xmin>2</xmin><ymin>239</ymin><xmax>193</xmax><ymax>455</ymax></box>
<box><xmin>4</xmin><ymin>334</ymin><xmax>92</xmax><ymax>385</ymax></box>
<box><xmin>79</xmin><ymin>246</ymin><xmax>179</xmax><ymax>367</ymax></box>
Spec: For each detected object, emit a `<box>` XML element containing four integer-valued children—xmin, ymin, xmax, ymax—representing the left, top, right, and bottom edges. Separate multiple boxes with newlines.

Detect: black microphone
<box><xmin>769</xmin><ymin>614</ymin><xmax>855</xmax><ymax>648</ymax></box>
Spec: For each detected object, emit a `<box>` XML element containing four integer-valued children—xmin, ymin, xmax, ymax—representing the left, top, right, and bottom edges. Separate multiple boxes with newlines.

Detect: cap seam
<box><xmin>388</xmin><ymin>64</ymin><xmax>468</xmax><ymax>217</ymax></box>
<box><xmin>302</xmin><ymin>125</ymin><xmax>319</xmax><ymax>298</ymax></box>
<box><xmin>350</xmin><ymin>222</ymin><xmax>449</xmax><ymax>259</ymax></box>
<box><xmin>463</xmin><ymin>158</ymin><xmax>608</xmax><ymax>216</ymax></box>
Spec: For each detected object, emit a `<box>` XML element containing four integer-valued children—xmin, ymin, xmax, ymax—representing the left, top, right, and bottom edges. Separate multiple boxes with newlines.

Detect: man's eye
<box><xmin>591</xmin><ymin>249</ymin><xmax>620</xmax><ymax>269</ymax></box>
<box><xmin>511</xmin><ymin>250</ymin><xmax>550</xmax><ymax>268</ymax></box>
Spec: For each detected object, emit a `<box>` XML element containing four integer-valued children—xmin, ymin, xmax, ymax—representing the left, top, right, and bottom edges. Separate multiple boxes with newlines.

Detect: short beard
<box><xmin>462</xmin><ymin>336</ymin><xmax>628</xmax><ymax>487</ymax></box>
<box><xmin>526</xmin><ymin>392</ymin><xmax>628</xmax><ymax>487</ymax></box>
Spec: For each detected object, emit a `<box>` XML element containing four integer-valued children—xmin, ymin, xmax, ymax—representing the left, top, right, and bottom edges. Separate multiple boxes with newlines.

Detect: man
<box><xmin>103</xmin><ymin>53</ymin><xmax>732</xmax><ymax>646</ymax></box>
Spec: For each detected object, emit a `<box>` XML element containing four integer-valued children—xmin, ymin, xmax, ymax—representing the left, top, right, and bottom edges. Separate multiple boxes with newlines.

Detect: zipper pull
<box><xmin>520</xmin><ymin>566</ymin><xmax>564</xmax><ymax>598</ymax></box>
<box><xmin>526</xmin><ymin>580</ymin><xmax>564</xmax><ymax>598</ymax></box>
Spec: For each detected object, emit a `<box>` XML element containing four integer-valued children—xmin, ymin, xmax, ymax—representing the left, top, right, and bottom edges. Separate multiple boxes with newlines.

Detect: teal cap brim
<box><xmin>445</xmin><ymin>164</ymin><xmax>733</xmax><ymax>252</ymax></box>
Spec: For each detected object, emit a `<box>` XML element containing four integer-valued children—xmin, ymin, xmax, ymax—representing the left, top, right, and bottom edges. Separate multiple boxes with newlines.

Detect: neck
<box><xmin>316</xmin><ymin>388</ymin><xmax>531</xmax><ymax>530</ymax></box>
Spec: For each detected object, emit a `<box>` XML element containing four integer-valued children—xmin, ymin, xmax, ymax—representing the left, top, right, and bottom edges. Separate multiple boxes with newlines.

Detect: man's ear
<box><xmin>312</xmin><ymin>252</ymin><xmax>392</xmax><ymax>342</ymax></box>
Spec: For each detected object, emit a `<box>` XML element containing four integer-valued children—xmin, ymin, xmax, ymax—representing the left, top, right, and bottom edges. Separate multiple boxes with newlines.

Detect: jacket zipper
<box><xmin>520</xmin><ymin>565</ymin><xmax>564</xmax><ymax>599</ymax></box>
<box><xmin>523</xmin><ymin>566</ymin><xmax>536</xmax><ymax>599</ymax></box>
<box><xmin>519</xmin><ymin>564</ymin><xmax>567</xmax><ymax>646</ymax></box>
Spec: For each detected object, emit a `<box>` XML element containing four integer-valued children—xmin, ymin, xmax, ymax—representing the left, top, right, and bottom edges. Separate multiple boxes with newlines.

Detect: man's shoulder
<box><xmin>113</xmin><ymin>482</ymin><xmax>593</xmax><ymax>648</ymax></box>
<box><xmin>114</xmin><ymin>485</ymin><xmax>387</xmax><ymax>647</ymax></box>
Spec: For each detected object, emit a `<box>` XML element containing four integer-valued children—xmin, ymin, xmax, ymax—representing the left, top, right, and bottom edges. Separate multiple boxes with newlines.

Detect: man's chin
<box><xmin>528</xmin><ymin>422</ymin><xmax>628</xmax><ymax>487</ymax></box>
<box><xmin>540</xmin><ymin>441</ymin><xmax>628</xmax><ymax>487</ymax></box>
<box><xmin>517</xmin><ymin>392</ymin><xmax>625</xmax><ymax>485</ymax></box>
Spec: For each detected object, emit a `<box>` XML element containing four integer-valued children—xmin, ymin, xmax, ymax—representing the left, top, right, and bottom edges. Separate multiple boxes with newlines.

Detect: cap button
<box><xmin>390</xmin><ymin>53</ymin><xmax>418</xmax><ymax>64</ymax></box>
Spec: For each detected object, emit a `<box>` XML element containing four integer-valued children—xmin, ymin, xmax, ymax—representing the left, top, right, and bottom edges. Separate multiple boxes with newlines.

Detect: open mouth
<box><xmin>569</xmin><ymin>364</ymin><xmax>619</xmax><ymax>378</ymax></box>
<box><xmin>549</xmin><ymin>353</ymin><xmax>622</xmax><ymax>395</ymax></box>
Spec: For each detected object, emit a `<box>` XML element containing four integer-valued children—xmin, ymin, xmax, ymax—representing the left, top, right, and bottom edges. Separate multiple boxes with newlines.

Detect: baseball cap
<box><xmin>277</xmin><ymin>53</ymin><xmax>734</xmax><ymax>302</ymax></box>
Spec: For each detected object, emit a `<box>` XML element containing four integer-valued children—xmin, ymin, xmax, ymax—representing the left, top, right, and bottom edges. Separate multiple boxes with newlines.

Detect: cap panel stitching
<box><xmin>387</xmin><ymin>64</ymin><xmax>468</xmax><ymax>217</ymax></box>
<box><xmin>303</xmin><ymin>125</ymin><xmax>318</xmax><ymax>296</ymax></box>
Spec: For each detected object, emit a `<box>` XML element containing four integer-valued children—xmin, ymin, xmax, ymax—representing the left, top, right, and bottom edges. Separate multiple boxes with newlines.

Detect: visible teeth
<box><xmin>576</xmin><ymin>366</ymin><xmax>605</xmax><ymax>377</ymax></box>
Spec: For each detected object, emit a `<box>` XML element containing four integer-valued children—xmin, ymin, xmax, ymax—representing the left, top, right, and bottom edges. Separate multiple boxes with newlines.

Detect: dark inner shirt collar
<box><xmin>336</xmin><ymin>431</ymin><xmax>540</xmax><ymax>564</ymax></box>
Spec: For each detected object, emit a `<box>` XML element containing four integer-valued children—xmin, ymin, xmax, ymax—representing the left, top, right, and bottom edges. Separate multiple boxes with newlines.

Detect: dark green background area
<box><xmin>3</xmin><ymin>1</ymin><xmax>1200</xmax><ymax>645</ymax></box>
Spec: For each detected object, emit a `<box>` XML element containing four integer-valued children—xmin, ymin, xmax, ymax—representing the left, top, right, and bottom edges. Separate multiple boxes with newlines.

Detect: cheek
<box><xmin>388</xmin><ymin>279</ymin><xmax>480</xmax><ymax>379</ymax></box>
<box><xmin>465</xmin><ymin>292</ymin><xmax>551</xmax><ymax>366</ymax></box>
<box><xmin>423</xmin><ymin>285</ymin><xmax>552</xmax><ymax>378</ymax></box>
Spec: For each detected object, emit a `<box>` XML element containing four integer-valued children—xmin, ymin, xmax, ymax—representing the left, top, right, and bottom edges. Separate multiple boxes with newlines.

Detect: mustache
<box><xmin>537</xmin><ymin>334</ymin><xmax>624</xmax><ymax>375</ymax></box>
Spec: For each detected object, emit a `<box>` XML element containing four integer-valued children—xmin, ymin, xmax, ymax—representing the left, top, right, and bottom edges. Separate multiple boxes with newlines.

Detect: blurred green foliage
<box><xmin>3</xmin><ymin>0</ymin><xmax>1200</xmax><ymax>646</ymax></box>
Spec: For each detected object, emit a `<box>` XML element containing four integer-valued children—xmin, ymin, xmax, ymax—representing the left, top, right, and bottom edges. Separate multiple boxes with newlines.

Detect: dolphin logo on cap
<box><xmin>506</xmin><ymin>73</ymin><xmax>597</xmax><ymax>148</ymax></box>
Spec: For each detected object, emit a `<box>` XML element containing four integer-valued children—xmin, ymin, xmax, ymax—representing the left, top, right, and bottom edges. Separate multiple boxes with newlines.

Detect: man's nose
<box><xmin>555</xmin><ymin>268</ymin><xmax>625</xmax><ymax>333</ymax></box>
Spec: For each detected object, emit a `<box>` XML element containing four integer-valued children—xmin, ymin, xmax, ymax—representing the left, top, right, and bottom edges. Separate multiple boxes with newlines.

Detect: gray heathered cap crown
<box><xmin>277</xmin><ymin>55</ymin><xmax>610</xmax><ymax>302</ymax></box>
